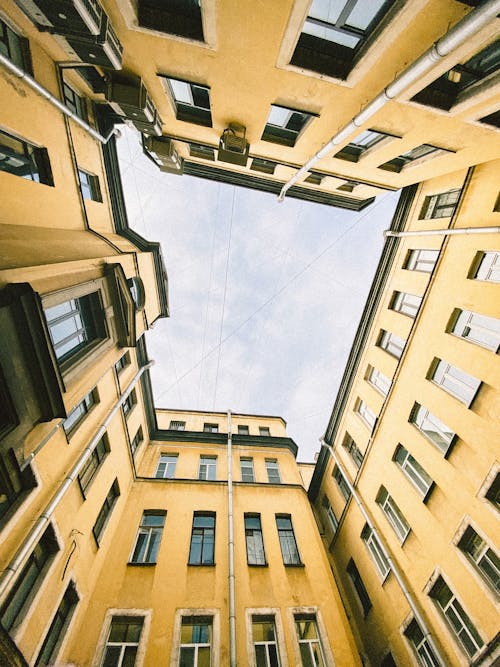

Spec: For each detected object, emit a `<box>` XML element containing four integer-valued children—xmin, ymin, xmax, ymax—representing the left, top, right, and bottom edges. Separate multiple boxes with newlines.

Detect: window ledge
<box><xmin>127</xmin><ymin>561</ymin><xmax>157</xmax><ymax>567</ymax></box>
<box><xmin>284</xmin><ymin>562</ymin><xmax>305</xmax><ymax>568</ymax></box>
<box><xmin>248</xmin><ymin>563</ymin><xmax>268</xmax><ymax>568</ymax></box>
<box><xmin>187</xmin><ymin>563</ymin><xmax>216</xmax><ymax>567</ymax></box>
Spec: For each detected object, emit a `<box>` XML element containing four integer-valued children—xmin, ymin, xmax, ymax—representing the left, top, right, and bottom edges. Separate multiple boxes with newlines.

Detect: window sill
<box><xmin>127</xmin><ymin>561</ymin><xmax>157</xmax><ymax>567</ymax></box>
<box><xmin>187</xmin><ymin>562</ymin><xmax>216</xmax><ymax>567</ymax></box>
<box><xmin>284</xmin><ymin>562</ymin><xmax>305</xmax><ymax>568</ymax></box>
<box><xmin>248</xmin><ymin>563</ymin><xmax>268</xmax><ymax>568</ymax></box>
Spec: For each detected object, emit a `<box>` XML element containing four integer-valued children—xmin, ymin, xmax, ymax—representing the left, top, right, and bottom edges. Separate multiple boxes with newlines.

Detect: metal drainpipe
<box><xmin>227</xmin><ymin>409</ymin><xmax>237</xmax><ymax>667</ymax></box>
<box><xmin>278</xmin><ymin>0</ymin><xmax>500</xmax><ymax>201</ymax></box>
<box><xmin>0</xmin><ymin>362</ymin><xmax>153</xmax><ymax>600</ymax></box>
<box><xmin>384</xmin><ymin>226</ymin><xmax>500</xmax><ymax>237</ymax></box>
<box><xmin>0</xmin><ymin>53</ymin><xmax>117</xmax><ymax>144</ymax></box>
<box><xmin>323</xmin><ymin>442</ymin><xmax>446</xmax><ymax>666</ymax></box>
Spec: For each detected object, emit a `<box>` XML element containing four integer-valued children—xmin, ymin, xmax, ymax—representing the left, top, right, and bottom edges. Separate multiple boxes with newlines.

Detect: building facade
<box><xmin>309</xmin><ymin>160</ymin><xmax>500</xmax><ymax>666</ymax></box>
<box><xmin>0</xmin><ymin>0</ymin><xmax>499</xmax><ymax>665</ymax></box>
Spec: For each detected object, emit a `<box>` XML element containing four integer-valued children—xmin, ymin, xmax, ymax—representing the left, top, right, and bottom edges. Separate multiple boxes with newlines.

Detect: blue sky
<box><xmin>117</xmin><ymin>127</ymin><xmax>399</xmax><ymax>460</ymax></box>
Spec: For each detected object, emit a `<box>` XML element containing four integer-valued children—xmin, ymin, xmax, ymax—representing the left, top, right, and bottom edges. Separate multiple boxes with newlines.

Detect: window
<box><xmin>139</xmin><ymin>0</ymin><xmax>204</xmax><ymax>41</ymax></box>
<box><xmin>169</xmin><ymin>420</ymin><xmax>186</xmax><ymax>430</ymax></box>
<box><xmin>393</xmin><ymin>445</ymin><xmax>433</xmax><ymax>498</ymax></box>
<box><xmin>361</xmin><ymin>524</ymin><xmax>390</xmax><ymax>579</ymax></box>
<box><xmin>130</xmin><ymin>427</ymin><xmax>143</xmax><ymax>457</ymax></box>
<box><xmin>404</xmin><ymin>618</ymin><xmax>441</xmax><ymax>667</ymax></box>
<box><xmin>294</xmin><ymin>614</ymin><xmax>326</xmax><ymax>667</ymax></box>
<box><xmin>198</xmin><ymin>455</ymin><xmax>217</xmax><ymax>480</ymax></box>
<box><xmin>389</xmin><ymin>291</ymin><xmax>422</xmax><ymax>318</ymax></box>
<box><xmin>0</xmin><ymin>525</ymin><xmax>59</xmax><ymax>631</ymax></box>
<box><xmin>265</xmin><ymin>459</ymin><xmax>281</xmax><ymax>484</ymax></box>
<box><xmin>188</xmin><ymin>513</ymin><xmax>215</xmax><ymax>565</ymax></box>
<box><xmin>62</xmin><ymin>81</ymin><xmax>87</xmax><ymax>121</ymax></box>
<box><xmin>78</xmin><ymin>169</ymin><xmax>102</xmax><ymax>202</ymax></box>
<box><xmin>276</xmin><ymin>515</ymin><xmax>301</xmax><ymax>565</ymax></box>
<box><xmin>240</xmin><ymin>457</ymin><xmax>255</xmax><ymax>482</ymax></box>
<box><xmin>335</xmin><ymin>129</ymin><xmax>394</xmax><ymax>162</ymax></box>
<box><xmin>376</xmin><ymin>486</ymin><xmax>410</xmax><ymax>542</ymax></box>
<box><xmin>115</xmin><ymin>352</ymin><xmax>131</xmax><ymax>374</ymax></box>
<box><xmin>291</xmin><ymin>0</ymin><xmax>396</xmax><ymax>79</ymax></box>
<box><xmin>366</xmin><ymin>366</ymin><xmax>391</xmax><ymax>396</ymax></box>
<box><xmin>261</xmin><ymin>105</ymin><xmax>314</xmax><ymax>147</ymax></box>
<box><xmin>412</xmin><ymin>38</ymin><xmax>500</xmax><ymax>111</ymax></box>
<box><xmin>403</xmin><ymin>248</ymin><xmax>439</xmax><ymax>273</ymax></box>
<box><xmin>245</xmin><ymin>514</ymin><xmax>266</xmax><ymax>565</ymax></box>
<box><xmin>419</xmin><ymin>189</ymin><xmax>460</xmax><ymax>219</ymax></box>
<box><xmin>44</xmin><ymin>292</ymin><xmax>106</xmax><ymax>367</ymax></box>
<box><xmin>78</xmin><ymin>435</ymin><xmax>109</xmax><ymax>495</ymax></box>
<box><xmin>0</xmin><ymin>450</ymin><xmax>36</xmax><ymax>521</ymax></box>
<box><xmin>321</xmin><ymin>496</ymin><xmax>338</xmax><ymax>535</ymax></box>
<box><xmin>304</xmin><ymin>172</ymin><xmax>324</xmax><ymax>185</ymax></box>
<box><xmin>238</xmin><ymin>424</ymin><xmax>249</xmax><ymax>435</ymax></box>
<box><xmin>0</xmin><ymin>128</ymin><xmax>53</xmax><ymax>185</ymax></box>
<box><xmin>355</xmin><ymin>398</ymin><xmax>376</xmax><ymax>430</ymax></box>
<box><xmin>122</xmin><ymin>389</ymin><xmax>137</xmax><ymax>418</ymax></box>
<box><xmin>252</xmin><ymin>615</ymin><xmax>281</xmax><ymax>667</ymax></box>
<box><xmin>341</xmin><ymin>433</ymin><xmax>364</xmax><ymax>468</ymax></box>
<box><xmin>458</xmin><ymin>526</ymin><xmax>499</xmax><ymax>595</ymax></box>
<box><xmin>470</xmin><ymin>251</ymin><xmax>500</xmax><ymax>283</ymax></box>
<box><xmin>429</xmin><ymin>359</ymin><xmax>481</xmax><ymax>406</ymax></box>
<box><xmin>336</xmin><ymin>179</ymin><xmax>360</xmax><ymax>192</ymax></box>
<box><xmin>379</xmin><ymin>144</ymin><xmax>451</xmax><ymax>173</ymax></box>
<box><xmin>101</xmin><ymin>615</ymin><xmax>144</xmax><ymax>667</ymax></box>
<box><xmin>449</xmin><ymin>309</ymin><xmax>500</xmax><ymax>352</ymax></box>
<box><xmin>333</xmin><ymin>465</ymin><xmax>351</xmax><ymax>500</ymax></box>
<box><xmin>346</xmin><ymin>559</ymin><xmax>372</xmax><ymax>615</ymax></box>
<box><xmin>251</xmin><ymin>158</ymin><xmax>277</xmax><ymax>175</ymax></box>
<box><xmin>429</xmin><ymin>576</ymin><xmax>484</xmax><ymax>658</ymax></box>
<box><xmin>259</xmin><ymin>426</ymin><xmax>271</xmax><ymax>436</ymax></box>
<box><xmin>0</xmin><ymin>18</ymin><xmax>32</xmax><ymax>71</ymax></box>
<box><xmin>34</xmin><ymin>582</ymin><xmax>78</xmax><ymax>667</ymax></box>
<box><xmin>161</xmin><ymin>76</ymin><xmax>211</xmax><ymax>126</ymax></box>
<box><xmin>93</xmin><ymin>479</ymin><xmax>120</xmax><ymax>544</ymax></box>
<box><xmin>156</xmin><ymin>454</ymin><xmax>178</xmax><ymax>479</ymax></box>
<box><xmin>189</xmin><ymin>143</ymin><xmax>215</xmax><ymax>160</ymax></box>
<box><xmin>410</xmin><ymin>403</ymin><xmax>455</xmax><ymax>455</ymax></box>
<box><xmin>203</xmin><ymin>423</ymin><xmax>218</xmax><ymax>433</ymax></box>
<box><xmin>480</xmin><ymin>110</ymin><xmax>500</xmax><ymax>129</ymax></box>
<box><xmin>130</xmin><ymin>511</ymin><xmax>166</xmax><ymax>564</ymax></box>
<box><xmin>377</xmin><ymin>329</ymin><xmax>405</xmax><ymax>359</ymax></box>
<box><xmin>63</xmin><ymin>389</ymin><xmax>98</xmax><ymax>435</ymax></box>
<box><xmin>180</xmin><ymin>616</ymin><xmax>212</xmax><ymax>666</ymax></box>
<box><xmin>485</xmin><ymin>473</ymin><xmax>499</xmax><ymax>510</ymax></box>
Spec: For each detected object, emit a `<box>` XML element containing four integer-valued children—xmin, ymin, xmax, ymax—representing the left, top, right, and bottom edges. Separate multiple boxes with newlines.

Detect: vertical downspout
<box><xmin>227</xmin><ymin>410</ymin><xmax>236</xmax><ymax>667</ymax></box>
<box><xmin>325</xmin><ymin>443</ymin><xmax>446</xmax><ymax>666</ymax></box>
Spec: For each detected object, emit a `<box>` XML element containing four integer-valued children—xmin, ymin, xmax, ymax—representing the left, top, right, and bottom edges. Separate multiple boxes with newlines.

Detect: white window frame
<box><xmin>361</xmin><ymin>524</ymin><xmax>390</xmax><ymax>580</ymax></box>
<box><xmin>404</xmin><ymin>249</ymin><xmax>439</xmax><ymax>273</ymax></box>
<box><xmin>377</xmin><ymin>329</ymin><xmax>405</xmax><ymax>359</ymax></box>
<box><xmin>429</xmin><ymin>359</ymin><xmax>481</xmax><ymax>407</ymax></box>
<box><xmin>402</xmin><ymin>617</ymin><xmax>441</xmax><ymax>667</ymax></box>
<box><xmin>393</xmin><ymin>445</ymin><xmax>433</xmax><ymax>499</ymax></box>
<box><xmin>129</xmin><ymin>511</ymin><xmax>166</xmax><ymax>565</ymax></box>
<box><xmin>198</xmin><ymin>455</ymin><xmax>217</xmax><ymax>481</ymax></box>
<box><xmin>448</xmin><ymin>309</ymin><xmax>500</xmax><ymax>352</ymax></box>
<box><xmin>265</xmin><ymin>459</ymin><xmax>281</xmax><ymax>484</ymax></box>
<box><xmin>469</xmin><ymin>250</ymin><xmax>500</xmax><ymax>283</ymax></box>
<box><xmin>155</xmin><ymin>454</ymin><xmax>178</xmax><ymax>479</ymax></box>
<box><xmin>376</xmin><ymin>487</ymin><xmax>410</xmax><ymax>543</ymax></box>
<box><xmin>355</xmin><ymin>398</ymin><xmax>376</xmax><ymax>430</ymax></box>
<box><xmin>288</xmin><ymin>606</ymin><xmax>334</xmax><ymax>667</ymax></box>
<box><xmin>240</xmin><ymin>457</ymin><xmax>255</xmax><ymax>482</ymax></box>
<box><xmin>390</xmin><ymin>291</ymin><xmax>422</xmax><ymax>318</ymax></box>
<box><xmin>456</xmin><ymin>524</ymin><xmax>500</xmax><ymax>596</ymax></box>
<box><xmin>293</xmin><ymin>613</ymin><xmax>327</xmax><ymax>667</ymax></box>
<box><xmin>366</xmin><ymin>365</ymin><xmax>391</xmax><ymax>396</ymax></box>
<box><xmin>245</xmin><ymin>608</ymin><xmax>286</xmax><ymax>667</ymax></box>
<box><xmin>170</xmin><ymin>609</ymin><xmax>219</xmax><ymax>667</ymax></box>
<box><xmin>93</xmin><ymin>609</ymin><xmax>151</xmax><ymax>667</ymax></box>
<box><xmin>410</xmin><ymin>403</ymin><xmax>455</xmax><ymax>455</ymax></box>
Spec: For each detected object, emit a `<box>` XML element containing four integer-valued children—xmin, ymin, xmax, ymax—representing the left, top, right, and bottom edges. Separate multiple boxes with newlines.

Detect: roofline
<box><xmin>156</xmin><ymin>407</ymin><xmax>287</xmax><ymax>426</ymax></box>
<box><xmin>308</xmin><ymin>184</ymin><xmax>418</xmax><ymax>501</ymax></box>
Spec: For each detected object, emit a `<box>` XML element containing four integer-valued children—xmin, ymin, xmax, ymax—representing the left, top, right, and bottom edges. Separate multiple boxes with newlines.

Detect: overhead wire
<box><xmin>212</xmin><ymin>186</ymin><xmax>236</xmax><ymax>408</ymax></box>
<box><xmin>155</xmin><ymin>192</ymin><xmax>394</xmax><ymax>403</ymax></box>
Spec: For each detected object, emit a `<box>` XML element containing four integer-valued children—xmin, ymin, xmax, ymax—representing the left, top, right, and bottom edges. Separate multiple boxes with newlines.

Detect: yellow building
<box><xmin>310</xmin><ymin>159</ymin><xmax>500</xmax><ymax>666</ymax></box>
<box><xmin>1</xmin><ymin>0</ymin><xmax>499</xmax><ymax>665</ymax></box>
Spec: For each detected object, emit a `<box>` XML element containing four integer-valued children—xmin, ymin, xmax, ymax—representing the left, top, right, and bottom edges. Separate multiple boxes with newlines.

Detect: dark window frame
<box><xmin>138</xmin><ymin>0</ymin><xmax>204</xmax><ymax>42</ymax></box>
<box><xmin>92</xmin><ymin>479</ymin><xmax>120</xmax><ymax>545</ymax></box>
<box><xmin>346</xmin><ymin>558</ymin><xmax>372</xmax><ymax>615</ymax></box>
<box><xmin>419</xmin><ymin>189</ymin><xmax>461</xmax><ymax>220</ymax></box>
<box><xmin>34</xmin><ymin>581</ymin><xmax>78</xmax><ymax>667</ymax></box>
<box><xmin>245</xmin><ymin>514</ymin><xmax>267</xmax><ymax>566</ymax></box>
<box><xmin>161</xmin><ymin>75</ymin><xmax>212</xmax><ymax>127</ymax></box>
<box><xmin>0</xmin><ymin>17</ymin><xmax>33</xmax><ymax>74</ymax></box>
<box><xmin>129</xmin><ymin>510</ymin><xmax>166</xmax><ymax>565</ymax></box>
<box><xmin>276</xmin><ymin>514</ymin><xmax>302</xmax><ymax>566</ymax></box>
<box><xmin>77</xmin><ymin>435</ymin><xmax>110</xmax><ymax>496</ymax></box>
<box><xmin>78</xmin><ymin>168</ymin><xmax>102</xmax><ymax>202</ymax></box>
<box><xmin>0</xmin><ymin>128</ymin><xmax>53</xmax><ymax>185</ymax></box>
<box><xmin>188</xmin><ymin>512</ymin><xmax>216</xmax><ymax>565</ymax></box>
<box><xmin>261</xmin><ymin>104</ymin><xmax>316</xmax><ymax>147</ymax></box>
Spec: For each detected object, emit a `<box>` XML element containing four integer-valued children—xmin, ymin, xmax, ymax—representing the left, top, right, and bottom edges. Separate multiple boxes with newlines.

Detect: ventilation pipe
<box><xmin>0</xmin><ymin>362</ymin><xmax>153</xmax><ymax>600</ymax></box>
<box><xmin>384</xmin><ymin>226</ymin><xmax>500</xmax><ymax>237</ymax></box>
<box><xmin>227</xmin><ymin>409</ymin><xmax>237</xmax><ymax>667</ymax></box>
<box><xmin>0</xmin><ymin>53</ymin><xmax>118</xmax><ymax>144</ymax></box>
<box><xmin>322</xmin><ymin>441</ymin><xmax>446</xmax><ymax>665</ymax></box>
<box><xmin>278</xmin><ymin>0</ymin><xmax>500</xmax><ymax>201</ymax></box>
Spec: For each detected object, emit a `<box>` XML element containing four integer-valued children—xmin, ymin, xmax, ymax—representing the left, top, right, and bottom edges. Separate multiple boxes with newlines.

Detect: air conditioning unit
<box><xmin>63</xmin><ymin>15</ymin><xmax>123</xmax><ymax>70</ymax></box>
<box><xmin>143</xmin><ymin>136</ymin><xmax>183</xmax><ymax>174</ymax></box>
<box><xmin>218</xmin><ymin>124</ymin><xmax>249</xmax><ymax>167</ymax></box>
<box><xmin>106</xmin><ymin>74</ymin><xmax>155</xmax><ymax>122</ymax></box>
<box><xmin>14</xmin><ymin>0</ymin><xmax>102</xmax><ymax>36</ymax></box>
<box><xmin>132</xmin><ymin>110</ymin><xmax>163</xmax><ymax>137</ymax></box>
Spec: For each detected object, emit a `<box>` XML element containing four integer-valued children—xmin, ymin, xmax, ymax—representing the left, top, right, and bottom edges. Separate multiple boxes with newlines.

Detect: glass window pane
<box><xmin>347</xmin><ymin>0</ymin><xmax>386</xmax><ymax>30</ymax></box>
<box><xmin>170</xmin><ymin>79</ymin><xmax>192</xmax><ymax>104</ymax></box>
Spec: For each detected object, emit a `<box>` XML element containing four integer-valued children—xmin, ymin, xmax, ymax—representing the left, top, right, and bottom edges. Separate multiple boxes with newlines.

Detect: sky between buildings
<box><xmin>117</xmin><ymin>127</ymin><xmax>399</xmax><ymax>461</ymax></box>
